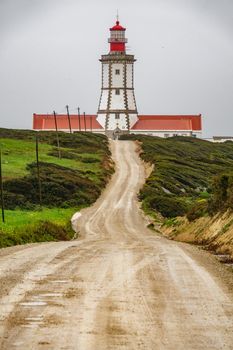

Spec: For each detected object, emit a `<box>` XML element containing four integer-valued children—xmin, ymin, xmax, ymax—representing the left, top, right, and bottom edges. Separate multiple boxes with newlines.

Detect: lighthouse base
<box><xmin>106</xmin><ymin>128</ymin><xmax>130</xmax><ymax>140</ymax></box>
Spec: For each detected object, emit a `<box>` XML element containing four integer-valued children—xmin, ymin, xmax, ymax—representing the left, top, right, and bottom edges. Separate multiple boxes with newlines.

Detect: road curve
<box><xmin>0</xmin><ymin>140</ymin><xmax>233</xmax><ymax>349</ymax></box>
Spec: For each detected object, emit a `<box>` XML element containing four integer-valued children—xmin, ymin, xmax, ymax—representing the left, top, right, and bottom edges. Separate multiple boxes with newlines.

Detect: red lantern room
<box><xmin>108</xmin><ymin>20</ymin><xmax>128</xmax><ymax>53</ymax></box>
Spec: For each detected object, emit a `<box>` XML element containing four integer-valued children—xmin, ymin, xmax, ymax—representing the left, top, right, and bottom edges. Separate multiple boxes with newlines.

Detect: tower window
<box><xmin>115</xmin><ymin>89</ymin><xmax>120</xmax><ymax>95</ymax></box>
<box><xmin>115</xmin><ymin>113</ymin><xmax>120</xmax><ymax>119</ymax></box>
<box><xmin>115</xmin><ymin>69</ymin><xmax>120</xmax><ymax>75</ymax></box>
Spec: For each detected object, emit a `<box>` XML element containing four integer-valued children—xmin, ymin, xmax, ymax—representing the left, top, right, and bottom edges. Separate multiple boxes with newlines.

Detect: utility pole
<box><xmin>0</xmin><ymin>149</ymin><xmax>5</xmax><ymax>223</ymax></box>
<box><xmin>84</xmin><ymin>112</ymin><xmax>86</xmax><ymax>132</ymax></box>
<box><xmin>36</xmin><ymin>135</ymin><xmax>42</xmax><ymax>206</ymax></box>
<box><xmin>90</xmin><ymin>115</ymin><xmax>92</xmax><ymax>132</ymax></box>
<box><xmin>66</xmin><ymin>105</ymin><xmax>72</xmax><ymax>133</ymax></box>
<box><xmin>53</xmin><ymin>111</ymin><xmax>61</xmax><ymax>159</ymax></box>
<box><xmin>78</xmin><ymin>107</ymin><xmax>81</xmax><ymax>131</ymax></box>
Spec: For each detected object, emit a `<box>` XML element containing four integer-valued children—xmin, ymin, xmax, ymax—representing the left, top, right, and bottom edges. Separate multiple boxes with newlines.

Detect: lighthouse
<box><xmin>97</xmin><ymin>19</ymin><xmax>138</xmax><ymax>138</ymax></box>
<box><xmin>33</xmin><ymin>19</ymin><xmax>202</xmax><ymax>138</ymax></box>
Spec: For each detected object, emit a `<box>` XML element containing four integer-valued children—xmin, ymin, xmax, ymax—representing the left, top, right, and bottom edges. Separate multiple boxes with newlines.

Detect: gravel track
<box><xmin>0</xmin><ymin>140</ymin><xmax>232</xmax><ymax>349</ymax></box>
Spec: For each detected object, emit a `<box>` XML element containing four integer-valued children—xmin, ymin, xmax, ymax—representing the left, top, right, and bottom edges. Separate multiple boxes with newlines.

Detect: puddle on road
<box><xmin>22</xmin><ymin>323</ymin><xmax>43</xmax><ymax>328</ymax></box>
<box><xmin>20</xmin><ymin>301</ymin><xmax>47</xmax><ymax>307</ymax></box>
<box><xmin>41</xmin><ymin>293</ymin><xmax>63</xmax><ymax>297</ymax></box>
<box><xmin>25</xmin><ymin>316</ymin><xmax>43</xmax><ymax>321</ymax></box>
<box><xmin>51</xmin><ymin>280</ymin><xmax>69</xmax><ymax>284</ymax></box>
<box><xmin>33</xmin><ymin>293</ymin><xmax>63</xmax><ymax>298</ymax></box>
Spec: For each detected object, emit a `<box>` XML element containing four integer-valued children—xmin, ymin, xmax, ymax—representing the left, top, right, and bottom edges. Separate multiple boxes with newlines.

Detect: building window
<box><xmin>115</xmin><ymin>69</ymin><xmax>120</xmax><ymax>75</ymax></box>
<box><xmin>115</xmin><ymin>113</ymin><xmax>120</xmax><ymax>119</ymax></box>
<box><xmin>115</xmin><ymin>89</ymin><xmax>120</xmax><ymax>95</ymax></box>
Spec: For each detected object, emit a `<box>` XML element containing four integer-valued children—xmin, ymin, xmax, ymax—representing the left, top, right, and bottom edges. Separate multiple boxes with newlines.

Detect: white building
<box><xmin>33</xmin><ymin>19</ymin><xmax>202</xmax><ymax>139</ymax></box>
<box><xmin>97</xmin><ymin>20</ymin><xmax>138</xmax><ymax>138</ymax></box>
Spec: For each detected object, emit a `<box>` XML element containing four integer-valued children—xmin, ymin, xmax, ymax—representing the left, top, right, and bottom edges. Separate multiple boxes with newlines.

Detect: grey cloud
<box><xmin>0</xmin><ymin>0</ymin><xmax>232</xmax><ymax>137</ymax></box>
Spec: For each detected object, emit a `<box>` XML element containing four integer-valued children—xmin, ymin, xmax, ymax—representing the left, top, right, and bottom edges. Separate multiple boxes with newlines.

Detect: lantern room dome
<box><xmin>110</xmin><ymin>21</ymin><xmax>126</xmax><ymax>31</ymax></box>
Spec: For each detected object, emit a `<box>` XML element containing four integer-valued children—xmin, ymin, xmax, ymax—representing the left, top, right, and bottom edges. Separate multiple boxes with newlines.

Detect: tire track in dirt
<box><xmin>0</xmin><ymin>141</ymin><xmax>233</xmax><ymax>349</ymax></box>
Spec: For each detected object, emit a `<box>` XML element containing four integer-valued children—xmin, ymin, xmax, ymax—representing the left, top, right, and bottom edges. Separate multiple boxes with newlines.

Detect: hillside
<box><xmin>0</xmin><ymin>129</ymin><xmax>113</xmax><ymax>247</ymax></box>
<box><xmin>120</xmin><ymin>134</ymin><xmax>233</xmax><ymax>259</ymax></box>
<box><xmin>121</xmin><ymin>135</ymin><xmax>233</xmax><ymax>216</ymax></box>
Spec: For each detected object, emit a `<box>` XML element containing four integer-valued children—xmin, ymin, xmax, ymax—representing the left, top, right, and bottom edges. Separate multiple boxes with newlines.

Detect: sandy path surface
<box><xmin>0</xmin><ymin>140</ymin><xmax>233</xmax><ymax>350</ymax></box>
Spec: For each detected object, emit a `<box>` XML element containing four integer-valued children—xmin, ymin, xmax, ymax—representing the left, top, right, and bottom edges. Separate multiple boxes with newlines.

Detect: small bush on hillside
<box><xmin>208</xmin><ymin>173</ymin><xmax>233</xmax><ymax>215</ymax></box>
<box><xmin>148</xmin><ymin>195</ymin><xmax>188</xmax><ymax>218</ymax></box>
<box><xmin>187</xmin><ymin>200</ymin><xmax>208</xmax><ymax>221</ymax></box>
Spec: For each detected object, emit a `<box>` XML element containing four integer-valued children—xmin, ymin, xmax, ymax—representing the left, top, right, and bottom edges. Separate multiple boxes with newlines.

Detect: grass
<box><xmin>0</xmin><ymin>207</ymin><xmax>79</xmax><ymax>234</ymax></box>
<box><xmin>120</xmin><ymin>134</ymin><xmax>233</xmax><ymax>219</ymax></box>
<box><xmin>0</xmin><ymin>207</ymin><xmax>84</xmax><ymax>248</ymax></box>
<box><xmin>0</xmin><ymin>128</ymin><xmax>113</xmax><ymax>248</ymax></box>
<box><xmin>1</xmin><ymin>138</ymin><xmax>103</xmax><ymax>182</ymax></box>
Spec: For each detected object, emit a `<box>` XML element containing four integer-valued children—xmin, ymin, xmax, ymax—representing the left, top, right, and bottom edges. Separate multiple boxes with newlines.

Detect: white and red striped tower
<box><xmin>97</xmin><ymin>19</ymin><xmax>138</xmax><ymax>137</ymax></box>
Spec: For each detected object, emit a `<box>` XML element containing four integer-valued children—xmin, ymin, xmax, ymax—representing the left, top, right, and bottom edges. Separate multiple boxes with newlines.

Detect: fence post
<box><xmin>0</xmin><ymin>149</ymin><xmax>5</xmax><ymax>223</ymax></box>
<box><xmin>66</xmin><ymin>105</ymin><xmax>72</xmax><ymax>133</ymax></box>
<box><xmin>53</xmin><ymin>110</ymin><xmax>61</xmax><ymax>159</ymax></box>
<box><xmin>78</xmin><ymin>107</ymin><xmax>81</xmax><ymax>131</ymax></box>
<box><xmin>36</xmin><ymin>135</ymin><xmax>42</xmax><ymax>206</ymax></box>
<box><xmin>90</xmin><ymin>115</ymin><xmax>92</xmax><ymax>132</ymax></box>
<box><xmin>84</xmin><ymin>112</ymin><xmax>86</xmax><ymax>132</ymax></box>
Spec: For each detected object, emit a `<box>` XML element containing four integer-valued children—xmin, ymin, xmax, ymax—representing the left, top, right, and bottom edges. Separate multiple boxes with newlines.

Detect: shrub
<box><xmin>148</xmin><ymin>195</ymin><xmax>188</xmax><ymax>218</ymax></box>
<box><xmin>0</xmin><ymin>220</ymin><xmax>74</xmax><ymax>248</ymax></box>
<box><xmin>3</xmin><ymin>162</ymin><xmax>105</xmax><ymax>209</ymax></box>
<box><xmin>120</xmin><ymin>134</ymin><xmax>233</xmax><ymax>218</ymax></box>
<box><xmin>187</xmin><ymin>200</ymin><xmax>208</xmax><ymax>221</ymax></box>
<box><xmin>208</xmin><ymin>173</ymin><xmax>233</xmax><ymax>214</ymax></box>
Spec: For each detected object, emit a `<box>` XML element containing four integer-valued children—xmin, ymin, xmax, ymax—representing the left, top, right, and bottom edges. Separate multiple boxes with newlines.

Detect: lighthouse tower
<box><xmin>97</xmin><ymin>19</ymin><xmax>138</xmax><ymax>137</ymax></box>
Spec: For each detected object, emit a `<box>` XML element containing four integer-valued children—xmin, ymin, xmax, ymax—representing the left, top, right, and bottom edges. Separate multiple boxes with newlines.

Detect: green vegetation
<box><xmin>0</xmin><ymin>128</ymin><xmax>113</xmax><ymax>247</ymax></box>
<box><xmin>120</xmin><ymin>134</ymin><xmax>233</xmax><ymax>220</ymax></box>
<box><xmin>220</xmin><ymin>219</ymin><xmax>233</xmax><ymax>234</ymax></box>
<box><xmin>0</xmin><ymin>208</ymin><xmax>77</xmax><ymax>247</ymax></box>
<box><xmin>208</xmin><ymin>174</ymin><xmax>233</xmax><ymax>215</ymax></box>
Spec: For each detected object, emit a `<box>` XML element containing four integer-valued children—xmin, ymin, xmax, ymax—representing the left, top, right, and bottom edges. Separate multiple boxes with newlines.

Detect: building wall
<box><xmin>131</xmin><ymin>130</ymin><xmax>202</xmax><ymax>138</ymax></box>
<box><xmin>97</xmin><ymin>55</ymin><xmax>138</xmax><ymax>131</ymax></box>
<box><xmin>102</xmin><ymin>64</ymin><xmax>109</xmax><ymax>88</ymax></box>
<box><xmin>111</xmin><ymin>63</ymin><xmax>124</xmax><ymax>87</ymax></box>
<box><xmin>126</xmin><ymin>63</ymin><xmax>133</xmax><ymax>88</ymax></box>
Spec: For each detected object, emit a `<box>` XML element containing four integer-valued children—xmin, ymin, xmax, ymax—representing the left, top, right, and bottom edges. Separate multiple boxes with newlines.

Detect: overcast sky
<box><xmin>0</xmin><ymin>0</ymin><xmax>233</xmax><ymax>137</ymax></box>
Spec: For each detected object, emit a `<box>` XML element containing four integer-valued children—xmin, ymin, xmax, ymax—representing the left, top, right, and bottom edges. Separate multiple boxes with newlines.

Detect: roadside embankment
<box><xmin>161</xmin><ymin>211</ymin><xmax>233</xmax><ymax>260</ymax></box>
<box><xmin>120</xmin><ymin>134</ymin><xmax>233</xmax><ymax>261</ymax></box>
<box><xmin>0</xmin><ymin>129</ymin><xmax>113</xmax><ymax>248</ymax></box>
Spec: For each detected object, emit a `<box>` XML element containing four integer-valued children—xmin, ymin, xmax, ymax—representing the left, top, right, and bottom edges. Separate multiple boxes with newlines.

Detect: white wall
<box><xmin>99</xmin><ymin>90</ymin><xmax>108</xmax><ymax>110</ymax></box>
<box><xmin>110</xmin><ymin>90</ymin><xmax>125</xmax><ymax>110</ymax></box>
<box><xmin>130</xmin><ymin>130</ymin><xmax>202</xmax><ymax>138</ymax></box>
<box><xmin>126</xmin><ymin>63</ymin><xmax>133</xmax><ymax>88</ymax></box>
<box><xmin>111</xmin><ymin>63</ymin><xmax>124</xmax><ymax>88</ymax></box>
<box><xmin>127</xmin><ymin>90</ymin><xmax>136</xmax><ymax>110</ymax></box>
<box><xmin>108</xmin><ymin>113</ymin><xmax>127</xmax><ymax>130</ymax></box>
<box><xmin>97</xmin><ymin>59</ymin><xmax>138</xmax><ymax>132</ymax></box>
<box><xmin>96</xmin><ymin>114</ymin><xmax>106</xmax><ymax>128</ymax></box>
<box><xmin>102</xmin><ymin>64</ymin><xmax>109</xmax><ymax>88</ymax></box>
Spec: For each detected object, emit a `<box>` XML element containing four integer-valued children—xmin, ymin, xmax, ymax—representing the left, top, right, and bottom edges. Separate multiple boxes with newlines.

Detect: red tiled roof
<box><xmin>33</xmin><ymin>114</ymin><xmax>103</xmax><ymax>130</ymax></box>
<box><xmin>33</xmin><ymin>114</ymin><xmax>202</xmax><ymax>131</ymax></box>
<box><xmin>131</xmin><ymin>115</ymin><xmax>202</xmax><ymax>131</ymax></box>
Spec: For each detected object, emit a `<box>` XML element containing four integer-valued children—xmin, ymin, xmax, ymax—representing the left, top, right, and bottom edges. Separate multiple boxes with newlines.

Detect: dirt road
<box><xmin>0</xmin><ymin>141</ymin><xmax>233</xmax><ymax>349</ymax></box>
